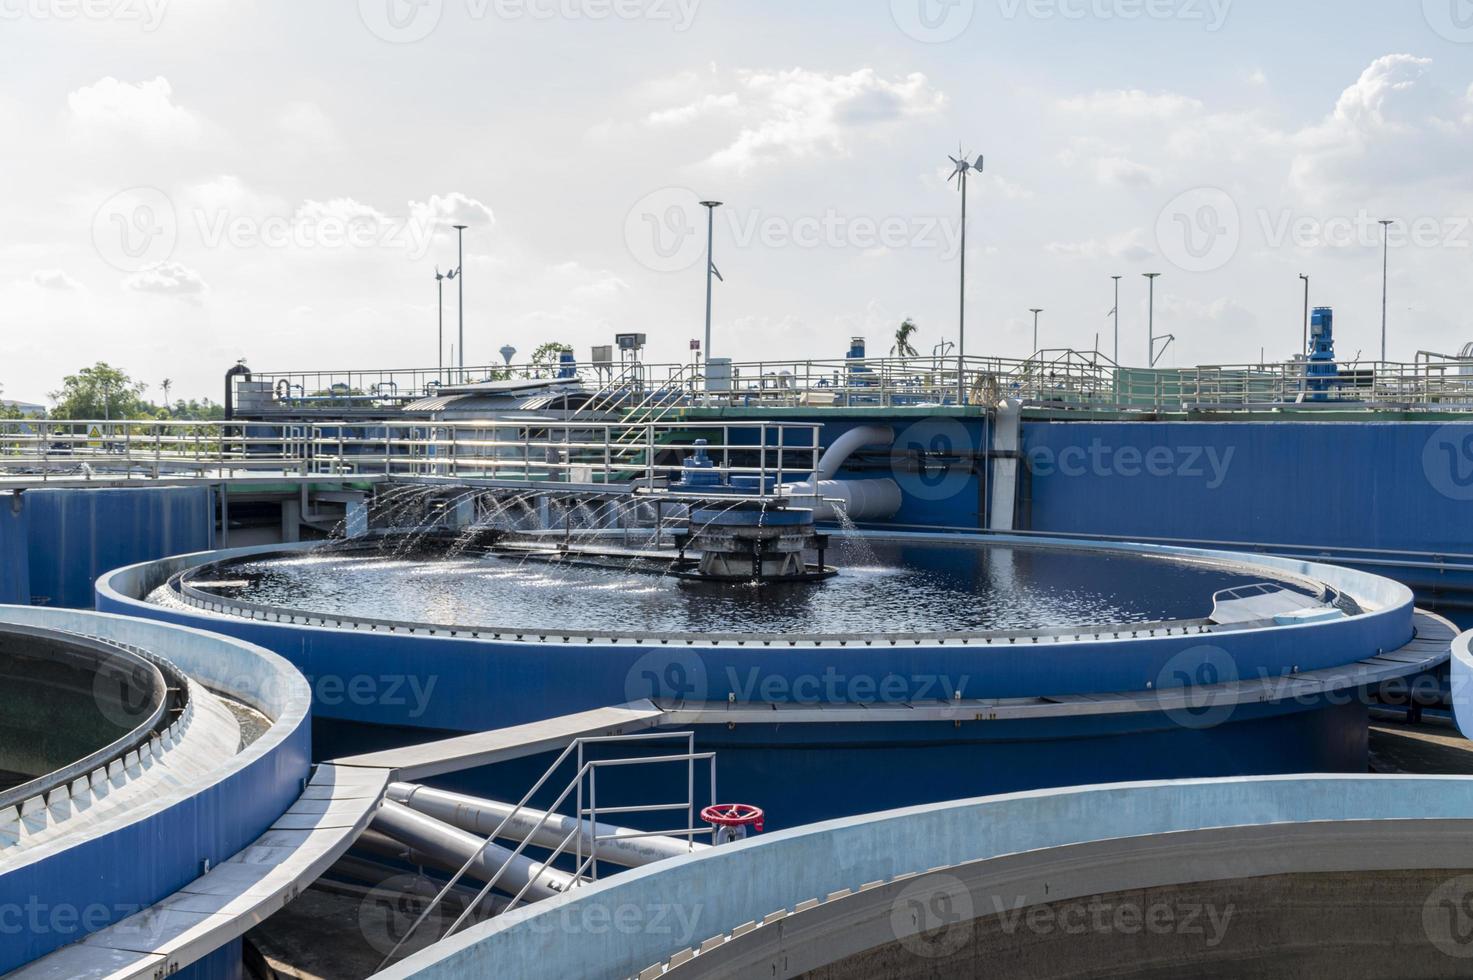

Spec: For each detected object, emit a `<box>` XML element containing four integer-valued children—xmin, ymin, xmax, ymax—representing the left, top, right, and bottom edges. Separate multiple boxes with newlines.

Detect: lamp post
<box><xmin>1379</xmin><ymin>219</ymin><xmax>1394</xmax><ymax>363</ymax></box>
<box><xmin>1144</xmin><ymin>273</ymin><xmax>1161</xmax><ymax>366</ymax></box>
<box><xmin>1298</xmin><ymin>273</ymin><xmax>1310</xmax><ymax>356</ymax></box>
<box><xmin>1029</xmin><ymin>308</ymin><xmax>1043</xmax><ymax>356</ymax></box>
<box><xmin>700</xmin><ymin>201</ymin><xmax>723</xmax><ymax>381</ymax></box>
<box><xmin>453</xmin><ymin>224</ymin><xmax>467</xmax><ymax>381</ymax></box>
<box><xmin>1111</xmin><ymin>276</ymin><xmax>1121</xmax><ymax>366</ymax></box>
<box><xmin>435</xmin><ymin>268</ymin><xmax>446</xmax><ymax>380</ymax></box>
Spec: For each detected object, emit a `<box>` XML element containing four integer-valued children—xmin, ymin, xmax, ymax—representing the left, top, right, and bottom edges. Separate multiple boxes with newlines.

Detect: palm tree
<box><xmin>891</xmin><ymin>319</ymin><xmax>919</xmax><ymax>358</ymax></box>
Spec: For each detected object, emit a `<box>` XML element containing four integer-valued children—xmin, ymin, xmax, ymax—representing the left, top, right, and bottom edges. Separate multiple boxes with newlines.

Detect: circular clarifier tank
<box><xmin>101</xmin><ymin>530</ymin><xmax>1437</xmax><ymax>828</ymax></box>
<box><xmin>0</xmin><ymin>624</ymin><xmax>173</xmax><ymax>808</ymax></box>
<box><xmin>165</xmin><ymin>537</ymin><xmax>1321</xmax><ymax>639</ymax></box>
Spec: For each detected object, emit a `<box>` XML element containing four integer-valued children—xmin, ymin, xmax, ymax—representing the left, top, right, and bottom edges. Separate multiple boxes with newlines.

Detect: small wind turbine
<box><xmin>948</xmin><ymin>148</ymin><xmax>983</xmax><ymax>405</ymax></box>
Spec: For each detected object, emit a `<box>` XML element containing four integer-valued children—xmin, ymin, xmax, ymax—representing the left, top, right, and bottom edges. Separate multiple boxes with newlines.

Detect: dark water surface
<box><xmin>184</xmin><ymin>538</ymin><xmax>1297</xmax><ymax>637</ymax></box>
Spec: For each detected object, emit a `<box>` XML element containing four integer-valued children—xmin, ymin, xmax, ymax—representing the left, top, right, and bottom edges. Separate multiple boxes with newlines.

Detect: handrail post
<box><xmin>588</xmin><ymin>765</ymin><xmax>598</xmax><ymax>883</ymax></box>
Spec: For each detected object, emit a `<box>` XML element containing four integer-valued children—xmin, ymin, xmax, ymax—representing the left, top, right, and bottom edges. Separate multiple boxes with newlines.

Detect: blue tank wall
<box><xmin>0</xmin><ymin>494</ymin><xmax>27</xmax><ymax>604</ymax></box>
<box><xmin>25</xmin><ymin>486</ymin><xmax>214</xmax><ymax>608</ymax></box>
<box><xmin>97</xmin><ymin>539</ymin><xmax>1414</xmax><ymax>735</ymax></box>
<box><xmin>1022</xmin><ymin>420</ymin><xmax>1473</xmax><ymax>620</ymax></box>
<box><xmin>371</xmin><ymin>695</ymin><xmax>1368</xmax><ymax>833</ymax></box>
<box><xmin>1023</xmin><ymin>421</ymin><xmax>1471</xmax><ymax>553</ymax></box>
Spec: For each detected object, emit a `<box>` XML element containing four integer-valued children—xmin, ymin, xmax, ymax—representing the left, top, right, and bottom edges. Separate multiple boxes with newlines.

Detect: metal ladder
<box><xmin>376</xmin><ymin>731</ymin><xmax>715</xmax><ymax>969</ymax></box>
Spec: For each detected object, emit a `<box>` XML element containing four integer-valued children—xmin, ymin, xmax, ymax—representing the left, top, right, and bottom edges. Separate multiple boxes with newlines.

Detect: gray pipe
<box><xmin>370</xmin><ymin>800</ymin><xmax>574</xmax><ymax>901</ymax></box>
<box><xmin>388</xmin><ymin>783</ymin><xmax>704</xmax><ymax>868</ymax></box>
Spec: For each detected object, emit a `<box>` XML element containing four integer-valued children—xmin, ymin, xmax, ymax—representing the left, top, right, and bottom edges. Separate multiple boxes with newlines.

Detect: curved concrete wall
<box><xmin>379</xmin><ymin>774</ymin><xmax>1473</xmax><ymax>980</ymax></box>
<box><xmin>0</xmin><ymin>606</ymin><xmax>311</xmax><ymax>974</ymax></box>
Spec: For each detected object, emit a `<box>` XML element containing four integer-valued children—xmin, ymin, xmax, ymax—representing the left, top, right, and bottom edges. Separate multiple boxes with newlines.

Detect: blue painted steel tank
<box><xmin>25</xmin><ymin>486</ymin><xmax>213</xmax><ymax>608</ymax></box>
<box><xmin>98</xmin><ymin>535</ymin><xmax>1429</xmax><ymax>827</ymax></box>
<box><xmin>0</xmin><ymin>493</ymin><xmax>27</xmax><ymax>605</ymax></box>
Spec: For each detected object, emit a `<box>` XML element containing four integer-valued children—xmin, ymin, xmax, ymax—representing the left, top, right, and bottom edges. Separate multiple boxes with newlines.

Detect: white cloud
<box><xmin>1057</xmin><ymin>89</ymin><xmax>1203</xmax><ymax>121</ymax></box>
<box><xmin>1046</xmin><ymin>229</ymin><xmax>1154</xmax><ymax>262</ymax></box>
<box><xmin>278</xmin><ymin>101</ymin><xmax>340</xmax><ymax>151</ymax></box>
<box><xmin>409</xmin><ymin>192</ymin><xmax>495</xmax><ymax>233</ymax></box>
<box><xmin>185</xmin><ymin>174</ymin><xmax>282</xmax><ymax>216</ymax></box>
<box><xmin>123</xmin><ymin>261</ymin><xmax>208</xmax><ymax>296</ymax></box>
<box><xmin>1096</xmin><ymin>156</ymin><xmax>1162</xmax><ymax>188</ymax></box>
<box><xmin>978</xmin><ymin>173</ymin><xmax>1035</xmax><ymax>200</ymax></box>
<box><xmin>67</xmin><ymin>77</ymin><xmax>204</xmax><ymax>146</ymax></box>
<box><xmin>32</xmin><ymin>269</ymin><xmax>81</xmax><ymax>291</ymax></box>
<box><xmin>1289</xmin><ymin>54</ymin><xmax>1473</xmax><ymax>200</ymax></box>
<box><xmin>295</xmin><ymin>197</ymin><xmax>392</xmax><ymax>227</ymax></box>
<box><xmin>646</xmin><ymin>93</ymin><xmax>740</xmax><ymax>127</ymax></box>
<box><xmin>650</xmin><ymin>68</ymin><xmax>945</xmax><ymax>171</ymax></box>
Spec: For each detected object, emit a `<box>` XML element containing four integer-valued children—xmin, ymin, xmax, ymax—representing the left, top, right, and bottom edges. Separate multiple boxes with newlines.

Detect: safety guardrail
<box><xmin>243</xmin><ymin>349</ymin><xmax>1473</xmax><ymax>415</ymax></box>
<box><xmin>379</xmin><ymin>732</ymin><xmax>716</xmax><ymax>970</ymax></box>
<box><xmin>0</xmin><ymin>419</ymin><xmax>823</xmax><ymax>490</ymax></box>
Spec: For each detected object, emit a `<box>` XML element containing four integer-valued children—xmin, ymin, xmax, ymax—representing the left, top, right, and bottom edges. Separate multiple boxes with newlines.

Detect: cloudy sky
<box><xmin>2</xmin><ymin>0</ymin><xmax>1472</xmax><ymax>403</ymax></box>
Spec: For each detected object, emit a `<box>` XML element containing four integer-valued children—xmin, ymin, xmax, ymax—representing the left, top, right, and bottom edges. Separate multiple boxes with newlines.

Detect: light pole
<box><xmin>948</xmin><ymin>150</ymin><xmax>983</xmax><ymax>405</ymax></box>
<box><xmin>1111</xmin><ymin>276</ymin><xmax>1121</xmax><ymax>366</ymax></box>
<box><xmin>1298</xmin><ymin>273</ymin><xmax>1310</xmax><ymax>356</ymax></box>
<box><xmin>1029</xmin><ymin>309</ymin><xmax>1043</xmax><ymax>356</ymax></box>
<box><xmin>435</xmin><ymin>268</ymin><xmax>446</xmax><ymax>379</ymax></box>
<box><xmin>1379</xmin><ymin>219</ymin><xmax>1394</xmax><ymax>363</ymax></box>
<box><xmin>1144</xmin><ymin>273</ymin><xmax>1162</xmax><ymax>366</ymax></box>
<box><xmin>453</xmin><ymin>224</ymin><xmax>467</xmax><ymax>381</ymax></box>
<box><xmin>700</xmin><ymin>201</ymin><xmax>723</xmax><ymax>382</ymax></box>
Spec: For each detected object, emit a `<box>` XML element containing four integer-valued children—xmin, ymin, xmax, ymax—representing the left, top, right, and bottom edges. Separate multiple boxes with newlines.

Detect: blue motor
<box><xmin>846</xmin><ymin>335</ymin><xmax>872</xmax><ymax>387</ymax></box>
<box><xmin>1305</xmin><ymin>307</ymin><xmax>1338</xmax><ymax>399</ymax></box>
<box><xmin>557</xmin><ymin>350</ymin><xmax>577</xmax><ymax>379</ymax></box>
<box><xmin>678</xmin><ymin>439</ymin><xmax>726</xmax><ymax>490</ymax></box>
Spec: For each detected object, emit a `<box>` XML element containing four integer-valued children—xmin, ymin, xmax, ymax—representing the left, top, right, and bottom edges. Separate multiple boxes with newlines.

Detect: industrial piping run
<box><xmin>782</xmin><ymin>424</ymin><xmax>902</xmax><ymax>521</ymax></box>
<box><xmin>386</xmin><ymin>783</ymin><xmax>707</xmax><ymax>869</ymax></box>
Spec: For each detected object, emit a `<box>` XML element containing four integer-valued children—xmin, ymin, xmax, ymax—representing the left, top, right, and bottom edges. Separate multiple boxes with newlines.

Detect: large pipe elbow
<box><xmin>814</xmin><ymin>424</ymin><xmax>895</xmax><ymax>482</ymax></box>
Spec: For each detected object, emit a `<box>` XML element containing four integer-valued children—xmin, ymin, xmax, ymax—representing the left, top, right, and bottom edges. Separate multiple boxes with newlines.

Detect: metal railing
<box><xmin>378</xmin><ymin>731</ymin><xmax>716</xmax><ymax>970</ymax></box>
<box><xmin>245</xmin><ymin>351</ymin><xmax>1117</xmax><ymax>414</ymax></box>
<box><xmin>0</xmin><ymin>419</ymin><xmax>823</xmax><ymax>491</ymax></box>
<box><xmin>243</xmin><ymin>349</ymin><xmax>1473</xmax><ymax>416</ymax></box>
<box><xmin>0</xmin><ymin>419</ymin><xmax>309</xmax><ymax>480</ymax></box>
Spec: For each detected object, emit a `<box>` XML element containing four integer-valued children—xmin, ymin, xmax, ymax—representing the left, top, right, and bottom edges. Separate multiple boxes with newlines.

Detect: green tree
<box><xmin>167</xmin><ymin>398</ymin><xmax>225</xmax><ymax>421</ymax></box>
<box><xmin>891</xmin><ymin>318</ymin><xmax>919</xmax><ymax>358</ymax></box>
<box><xmin>529</xmin><ymin>342</ymin><xmax>573</xmax><ymax>377</ymax></box>
<box><xmin>49</xmin><ymin>363</ymin><xmax>149</xmax><ymax>420</ymax></box>
<box><xmin>0</xmin><ymin>383</ymin><xmax>22</xmax><ymax>420</ymax></box>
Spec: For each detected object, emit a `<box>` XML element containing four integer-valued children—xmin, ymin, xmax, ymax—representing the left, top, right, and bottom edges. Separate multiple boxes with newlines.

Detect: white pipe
<box><xmin>989</xmin><ymin>398</ymin><xmax>1022</xmax><ymax>532</ymax></box>
<box><xmin>370</xmin><ymin>800</ymin><xmax>574</xmax><ymax>901</ymax></box>
<box><xmin>783</xmin><ymin>424</ymin><xmax>902</xmax><ymax>521</ymax></box>
<box><xmin>785</xmin><ymin>478</ymin><xmax>902</xmax><ymax>522</ymax></box>
<box><xmin>812</xmin><ymin>424</ymin><xmax>894</xmax><ymax>482</ymax></box>
<box><xmin>388</xmin><ymin>783</ymin><xmax>704</xmax><ymax>868</ymax></box>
